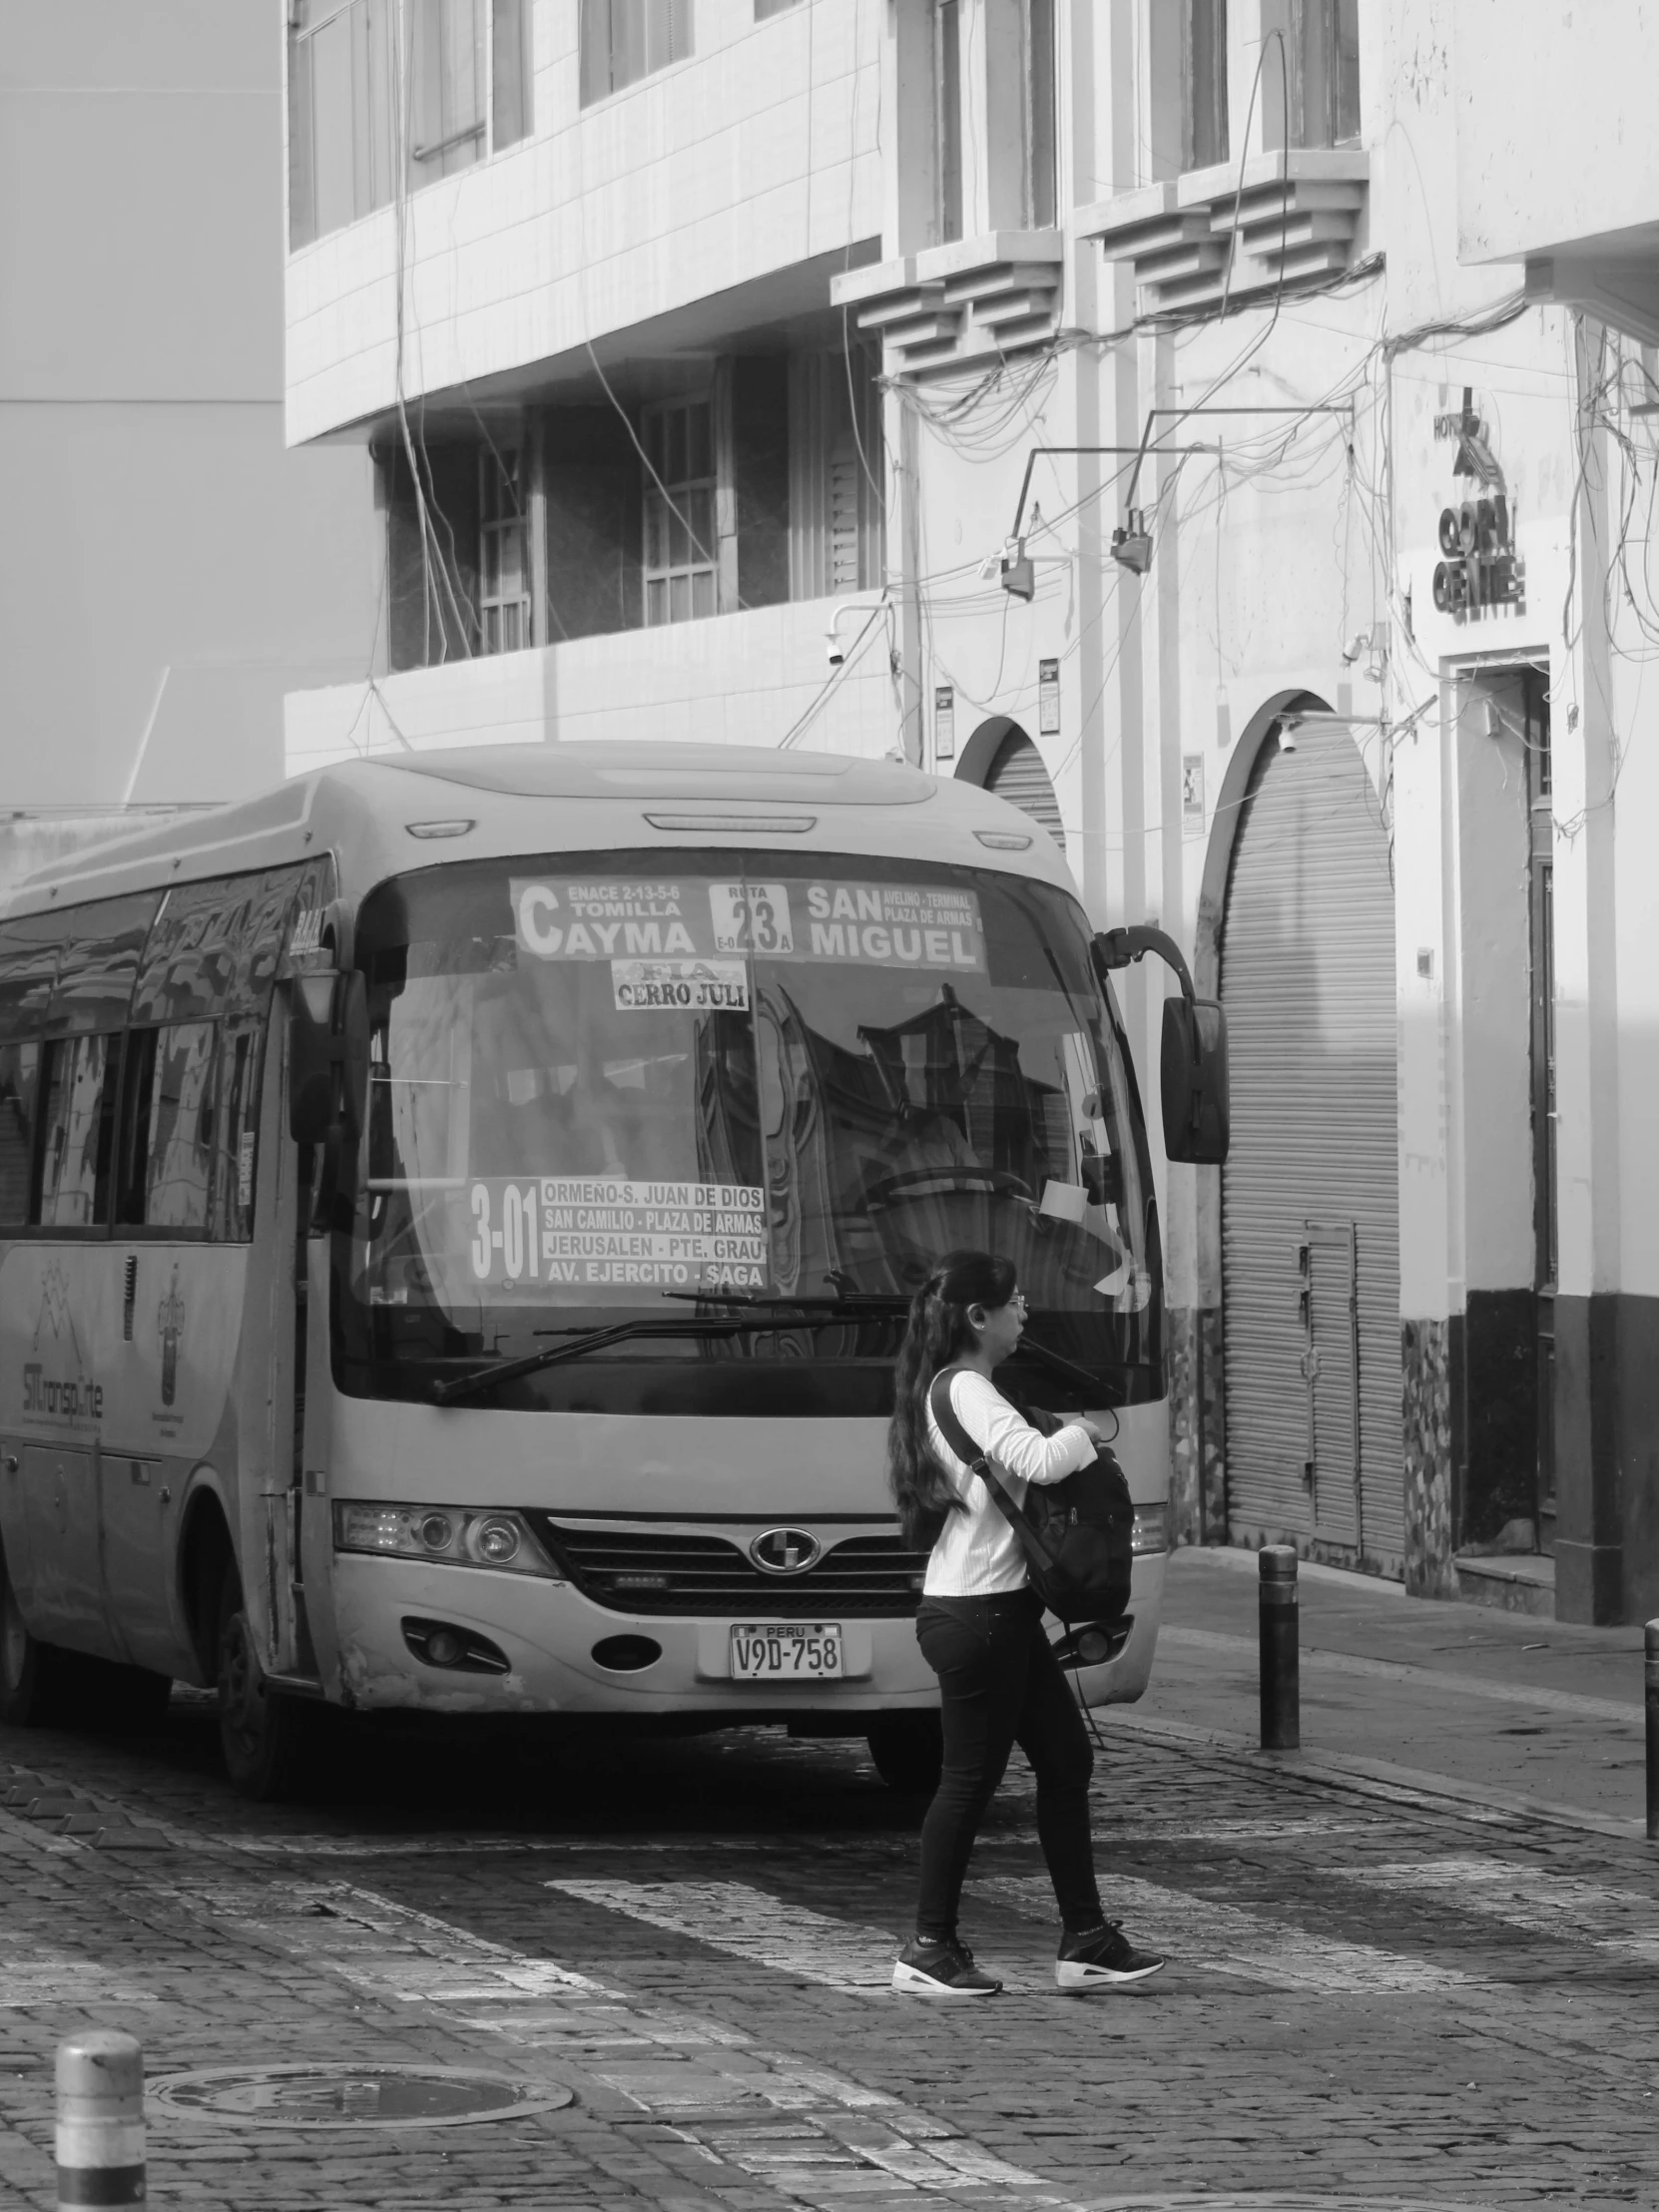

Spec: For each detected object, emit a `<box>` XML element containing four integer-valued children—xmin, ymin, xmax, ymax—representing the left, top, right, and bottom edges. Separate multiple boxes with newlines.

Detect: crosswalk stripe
<box><xmin>547</xmin><ymin>1877</ymin><xmax>903</xmax><ymax>1990</ymax></box>
<box><xmin>1347</xmin><ymin>1857</ymin><xmax>1659</xmax><ymax>1963</ymax></box>
<box><xmin>0</xmin><ymin>1953</ymin><xmax>158</xmax><ymax>2007</ymax></box>
<box><xmin>158</xmin><ymin>1875</ymin><xmax>1085</xmax><ymax>2209</ymax></box>
<box><xmin>975</xmin><ymin>1872</ymin><xmax>1472</xmax><ymax>1993</ymax></box>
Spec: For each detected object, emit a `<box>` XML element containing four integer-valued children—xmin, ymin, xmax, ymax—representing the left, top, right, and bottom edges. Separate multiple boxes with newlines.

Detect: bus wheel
<box><xmin>865</xmin><ymin>1713</ymin><xmax>943</xmax><ymax>1795</ymax></box>
<box><xmin>216</xmin><ymin>1568</ymin><xmax>307</xmax><ymax>1801</ymax></box>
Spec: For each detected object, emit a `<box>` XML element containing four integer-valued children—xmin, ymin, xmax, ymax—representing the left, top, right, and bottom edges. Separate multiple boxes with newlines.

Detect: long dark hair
<box><xmin>886</xmin><ymin>1250</ymin><xmax>1019</xmax><ymax>1550</ymax></box>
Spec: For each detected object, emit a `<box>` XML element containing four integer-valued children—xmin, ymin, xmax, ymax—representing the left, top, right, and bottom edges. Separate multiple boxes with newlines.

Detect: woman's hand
<box><xmin>1076</xmin><ymin>1417</ymin><xmax>1111</xmax><ymax>1446</ymax></box>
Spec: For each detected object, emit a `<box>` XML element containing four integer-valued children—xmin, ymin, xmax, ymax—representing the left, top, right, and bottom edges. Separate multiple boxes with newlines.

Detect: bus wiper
<box><xmin>1003</xmin><ymin>1337</ymin><xmax>1108</xmax><ymax>1398</ymax></box>
<box><xmin>431</xmin><ymin>1318</ymin><xmax>761</xmax><ymax>1404</ymax></box>
<box><xmin>660</xmin><ymin>1290</ymin><xmax>911</xmax><ymax>1315</ymax></box>
<box><xmin>430</xmin><ymin>1304</ymin><xmax>903</xmax><ymax>1405</ymax></box>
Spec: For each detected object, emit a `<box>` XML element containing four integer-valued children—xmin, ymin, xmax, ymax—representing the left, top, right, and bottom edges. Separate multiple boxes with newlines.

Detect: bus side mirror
<box><xmin>1093</xmin><ymin>924</ymin><xmax>1230</xmax><ymax>1166</ymax></box>
<box><xmin>287</xmin><ymin>970</ymin><xmax>370</xmax><ymax>1146</ymax></box>
<box><xmin>1161</xmin><ymin>996</ymin><xmax>1229</xmax><ymax>1164</ymax></box>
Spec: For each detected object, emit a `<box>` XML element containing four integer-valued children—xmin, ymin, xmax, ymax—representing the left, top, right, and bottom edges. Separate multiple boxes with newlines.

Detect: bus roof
<box><xmin>3</xmin><ymin>743</ymin><xmax>1078</xmax><ymax>918</ymax></box>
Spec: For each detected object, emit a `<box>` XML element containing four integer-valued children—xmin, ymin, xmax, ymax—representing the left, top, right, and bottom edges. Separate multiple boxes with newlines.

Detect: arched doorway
<box><xmin>956</xmin><ymin>718</ymin><xmax>1063</xmax><ymax>843</ymax></box>
<box><xmin>1219</xmin><ymin>715</ymin><xmax>1401</xmax><ymax>1574</ymax></box>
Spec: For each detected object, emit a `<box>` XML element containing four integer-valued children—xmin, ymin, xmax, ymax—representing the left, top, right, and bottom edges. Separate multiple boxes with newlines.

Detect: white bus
<box><xmin>0</xmin><ymin>743</ymin><xmax>1225</xmax><ymax>1797</ymax></box>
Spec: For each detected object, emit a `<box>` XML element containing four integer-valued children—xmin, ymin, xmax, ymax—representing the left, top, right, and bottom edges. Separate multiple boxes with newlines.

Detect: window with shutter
<box><xmin>828</xmin><ymin>438</ymin><xmax>861</xmax><ymax>596</ymax></box>
<box><xmin>789</xmin><ymin>349</ymin><xmax>884</xmax><ymax>603</ymax></box>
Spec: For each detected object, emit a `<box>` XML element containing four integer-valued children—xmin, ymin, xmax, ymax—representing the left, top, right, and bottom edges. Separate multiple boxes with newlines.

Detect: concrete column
<box><xmin>1069</xmin><ymin>0</ymin><xmax>1109</xmax><ymax>922</ymax></box>
<box><xmin>1393</xmin><ymin>674</ymin><xmax>1455</xmax><ymax>1595</ymax></box>
<box><xmin>1552</xmin><ymin>315</ymin><xmax>1624</xmax><ymax>1623</ymax></box>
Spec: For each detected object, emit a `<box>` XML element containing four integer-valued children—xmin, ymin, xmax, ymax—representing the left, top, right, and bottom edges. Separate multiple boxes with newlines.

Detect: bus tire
<box><xmin>216</xmin><ymin>1565</ymin><xmax>308</xmax><ymax>1801</ymax></box>
<box><xmin>865</xmin><ymin>1712</ymin><xmax>943</xmax><ymax>1795</ymax></box>
<box><xmin>0</xmin><ymin>1549</ymin><xmax>64</xmax><ymax>1728</ymax></box>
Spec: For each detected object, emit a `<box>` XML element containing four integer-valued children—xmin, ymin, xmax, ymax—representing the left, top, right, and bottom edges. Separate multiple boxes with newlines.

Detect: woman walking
<box><xmin>886</xmin><ymin>1249</ymin><xmax>1164</xmax><ymax>1998</ymax></box>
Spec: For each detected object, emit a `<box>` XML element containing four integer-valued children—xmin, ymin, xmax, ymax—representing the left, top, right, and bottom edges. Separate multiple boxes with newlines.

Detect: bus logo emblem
<box><xmin>157</xmin><ymin>1267</ymin><xmax>186</xmax><ymax>1407</ymax></box>
<box><xmin>749</xmin><ymin>1528</ymin><xmax>821</xmax><ymax>1576</ymax></box>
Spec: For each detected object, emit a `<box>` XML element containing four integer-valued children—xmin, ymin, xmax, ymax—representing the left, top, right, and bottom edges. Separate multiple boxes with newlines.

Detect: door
<box><xmin>1301</xmin><ymin>1221</ymin><xmax>1361</xmax><ymax>1547</ymax></box>
<box><xmin>99</xmin><ymin>1445</ymin><xmax>178</xmax><ymax>1672</ymax></box>
<box><xmin>18</xmin><ymin>1443</ymin><xmax>120</xmax><ymax>1659</ymax></box>
<box><xmin>1220</xmin><ymin>719</ymin><xmax>1401</xmax><ymax>1571</ymax></box>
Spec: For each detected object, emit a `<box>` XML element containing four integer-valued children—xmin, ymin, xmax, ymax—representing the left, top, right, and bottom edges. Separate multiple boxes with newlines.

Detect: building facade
<box><xmin>281</xmin><ymin>0</ymin><xmax>1659</xmax><ymax>1624</ymax></box>
<box><xmin>0</xmin><ymin>4</ymin><xmax>377</xmax><ymax>878</ymax></box>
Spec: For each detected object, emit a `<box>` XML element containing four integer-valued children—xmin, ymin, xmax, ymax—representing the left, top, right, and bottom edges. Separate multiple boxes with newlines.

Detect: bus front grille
<box><xmin>525</xmin><ymin>1519</ymin><xmax>927</xmax><ymax>1617</ymax></box>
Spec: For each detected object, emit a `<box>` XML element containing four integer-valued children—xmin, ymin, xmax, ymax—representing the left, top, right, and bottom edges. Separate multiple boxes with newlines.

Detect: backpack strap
<box><xmin>926</xmin><ymin>1367</ymin><xmax>1041</xmax><ymax>1549</ymax></box>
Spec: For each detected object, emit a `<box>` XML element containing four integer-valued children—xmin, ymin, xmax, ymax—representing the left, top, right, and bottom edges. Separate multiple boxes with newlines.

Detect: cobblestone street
<box><xmin>0</xmin><ymin>1566</ymin><xmax>1654</xmax><ymax>2212</ymax></box>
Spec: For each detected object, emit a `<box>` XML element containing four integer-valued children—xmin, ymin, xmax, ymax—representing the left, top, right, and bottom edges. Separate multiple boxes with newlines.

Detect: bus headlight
<box><xmin>1130</xmin><ymin>1503</ymin><xmax>1171</xmax><ymax>1556</ymax></box>
<box><xmin>333</xmin><ymin>1502</ymin><xmax>561</xmax><ymax>1579</ymax></box>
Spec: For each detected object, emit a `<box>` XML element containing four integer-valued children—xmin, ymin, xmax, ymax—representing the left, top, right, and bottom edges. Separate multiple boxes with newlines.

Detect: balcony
<box><xmin>1455</xmin><ymin>0</ymin><xmax>1659</xmax><ymax>343</ymax></box>
<box><xmin>284</xmin><ymin>4</ymin><xmax>883</xmax><ymax>444</ymax></box>
<box><xmin>1080</xmin><ymin>149</ymin><xmax>1370</xmax><ymax>318</ymax></box>
<box><xmin>830</xmin><ymin>233</ymin><xmax>1064</xmax><ymax>380</ymax></box>
<box><xmin>283</xmin><ymin>596</ymin><xmax>896</xmax><ymax>776</ymax></box>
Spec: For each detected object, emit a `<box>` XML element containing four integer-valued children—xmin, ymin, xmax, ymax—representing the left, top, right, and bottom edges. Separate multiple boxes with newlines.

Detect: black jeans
<box><xmin>912</xmin><ymin>1588</ymin><xmax>1103</xmax><ymax>1943</ymax></box>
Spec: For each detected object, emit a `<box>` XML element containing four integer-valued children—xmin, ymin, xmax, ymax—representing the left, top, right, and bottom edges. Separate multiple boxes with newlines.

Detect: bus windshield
<box><xmin>344</xmin><ymin>851</ymin><xmax>1157</xmax><ymax>1399</ymax></box>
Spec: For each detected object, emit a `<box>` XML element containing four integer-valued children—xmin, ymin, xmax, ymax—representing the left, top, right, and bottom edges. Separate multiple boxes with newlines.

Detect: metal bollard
<box><xmin>1646</xmin><ymin>1620</ymin><xmax>1659</xmax><ymax>1844</ymax></box>
<box><xmin>1259</xmin><ymin>1545</ymin><xmax>1301</xmax><ymax>1752</ymax></box>
<box><xmin>56</xmin><ymin>2030</ymin><xmax>145</xmax><ymax>2209</ymax></box>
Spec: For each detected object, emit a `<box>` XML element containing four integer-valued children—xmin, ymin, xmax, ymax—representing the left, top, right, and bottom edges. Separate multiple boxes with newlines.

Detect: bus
<box><xmin>0</xmin><ymin>742</ymin><xmax>1225</xmax><ymax>1798</ymax></box>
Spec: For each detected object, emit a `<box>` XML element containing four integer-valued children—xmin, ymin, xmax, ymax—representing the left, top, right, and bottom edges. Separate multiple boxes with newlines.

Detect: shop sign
<box><xmin>1430</xmin><ymin>386</ymin><xmax>1525</xmax><ymax>623</ymax></box>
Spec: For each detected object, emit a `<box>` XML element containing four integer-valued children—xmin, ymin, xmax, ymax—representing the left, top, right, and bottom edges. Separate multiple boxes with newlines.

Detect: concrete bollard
<box><xmin>1646</xmin><ymin>1620</ymin><xmax>1659</xmax><ymax>1844</ymax></box>
<box><xmin>56</xmin><ymin>2030</ymin><xmax>145</xmax><ymax>2208</ymax></box>
<box><xmin>1259</xmin><ymin>1545</ymin><xmax>1301</xmax><ymax>1752</ymax></box>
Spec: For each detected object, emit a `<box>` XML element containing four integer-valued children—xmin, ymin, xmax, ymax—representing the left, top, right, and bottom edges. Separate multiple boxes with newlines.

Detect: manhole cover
<box><xmin>147</xmin><ymin>2063</ymin><xmax>573</xmax><ymax>2130</ymax></box>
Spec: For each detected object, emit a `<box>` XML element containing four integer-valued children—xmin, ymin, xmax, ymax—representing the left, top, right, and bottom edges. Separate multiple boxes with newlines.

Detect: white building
<box><xmin>282</xmin><ymin>0</ymin><xmax>1659</xmax><ymax>1625</ymax></box>
<box><xmin>0</xmin><ymin>3</ymin><xmax>376</xmax><ymax>875</ymax></box>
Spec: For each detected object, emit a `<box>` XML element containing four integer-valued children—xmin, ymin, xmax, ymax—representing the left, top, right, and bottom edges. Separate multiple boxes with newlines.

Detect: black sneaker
<box><xmin>1055</xmin><ymin>1921</ymin><xmax>1165</xmax><ymax>1990</ymax></box>
<box><xmin>891</xmin><ymin>1936</ymin><xmax>1002</xmax><ymax>1998</ymax></box>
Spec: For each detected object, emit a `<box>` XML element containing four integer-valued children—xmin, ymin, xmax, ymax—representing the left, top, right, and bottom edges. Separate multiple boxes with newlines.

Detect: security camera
<box><xmin>826</xmin><ymin>630</ymin><xmax>844</xmax><ymax>667</ymax></box>
<box><xmin>1279</xmin><ymin>721</ymin><xmax>1300</xmax><ymax>753</ymax></box>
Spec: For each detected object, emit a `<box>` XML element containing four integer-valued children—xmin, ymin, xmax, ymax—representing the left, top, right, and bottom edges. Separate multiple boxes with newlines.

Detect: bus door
<box><xmin>243</xmin><ymin>986</ymin><xmax>315</xmax><ymax>1682</ymax></box>
<box><xmin>230</xmin><ymin>869</ymin><xmax>333</xmax><ymax>1683</ymax></box>
<box><xmin>17</xmin><ymin>896</ymin><xmax>159</xmax><ymax>1660</ymax></box>
<box><xmin>16</xmin><ymin>1442</ymin><xmax>118</xmax><ymax>1661</ymax></box>
<box><xmin>98</xmin><ymin>869</ymin><xmax>310</xmax><ymax>1679</ymax></box>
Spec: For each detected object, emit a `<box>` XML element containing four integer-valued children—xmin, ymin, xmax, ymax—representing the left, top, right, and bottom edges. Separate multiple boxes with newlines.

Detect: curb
<box><xmin>1109</xmin><ymin>1708</ymin><xmax>1652</xmax><ymax>1852</ymax></box>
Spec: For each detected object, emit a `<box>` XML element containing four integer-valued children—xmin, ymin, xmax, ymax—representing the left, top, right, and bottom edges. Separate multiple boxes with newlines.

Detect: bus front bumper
<box><xmin>326</xmin><ymin>1553</ymin><xmax>1167</xmax><ymax>1718</ymax></box>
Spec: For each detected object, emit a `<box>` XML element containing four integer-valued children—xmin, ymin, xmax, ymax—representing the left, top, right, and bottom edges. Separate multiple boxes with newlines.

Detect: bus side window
<box><xmin>116</xmin><ymin>1023</ymin><xmax>217</xmax><ymax>1235</ymax></box>
<box><xmin>216</xmin><ymin>1023</ymin><xmax>262</xmax><ymax>1242</ymax></box>
<box><xmin>34</xmin><ymin>1034</ymin><xmax>123</xmax><ymax>1229</ymax></box>
<box><xmin>0</xmin><ymin>1042</ymin><xmax>40</xmax><ymax>1225</ymax></box>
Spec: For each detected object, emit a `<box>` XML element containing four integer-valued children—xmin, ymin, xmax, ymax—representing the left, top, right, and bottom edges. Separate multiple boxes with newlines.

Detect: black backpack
<box><xmin>927</xmin><ymin>1367</ymin><xmax>1134</xmax><ymax>1625</ymax></box>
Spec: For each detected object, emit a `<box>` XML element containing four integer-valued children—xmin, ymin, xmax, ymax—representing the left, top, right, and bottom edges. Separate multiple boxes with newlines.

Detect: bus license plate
<box><xmin>729</xmin><ymin>1624</ymin><xmax>843</xmax><ymax>1680</ymax></box>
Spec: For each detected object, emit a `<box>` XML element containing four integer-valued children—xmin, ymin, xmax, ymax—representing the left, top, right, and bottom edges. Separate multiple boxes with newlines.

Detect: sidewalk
<box><xmin>1137</xmin><ymin>1541</ymin><xmax>1649</xmax><ymax>1835</ymax></box>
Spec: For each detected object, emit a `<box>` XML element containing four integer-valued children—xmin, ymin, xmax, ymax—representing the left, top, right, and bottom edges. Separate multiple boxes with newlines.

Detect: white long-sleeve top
<box><xmin>921</xmin><ymin>1368</ymin><xmax>1097</xmax><ymax>1597</ymax></box>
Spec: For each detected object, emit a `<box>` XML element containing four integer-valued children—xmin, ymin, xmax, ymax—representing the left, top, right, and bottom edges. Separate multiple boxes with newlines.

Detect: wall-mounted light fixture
<box><xmin>1110</xmin><ymin>511</ymin><xmax>1153</xmax><ymax>575</ymax></box>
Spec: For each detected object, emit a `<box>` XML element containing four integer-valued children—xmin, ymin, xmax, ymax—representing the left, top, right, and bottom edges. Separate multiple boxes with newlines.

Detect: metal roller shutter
<box><xmin>1220</xmin><ymin>724</ymin><xmax>1402</xmax><ymax>1575</ymax></box>
<box><xmin>985</xmin><ymin>729</ymin><xmax>1064</xmax><ymax>843</ymax></box>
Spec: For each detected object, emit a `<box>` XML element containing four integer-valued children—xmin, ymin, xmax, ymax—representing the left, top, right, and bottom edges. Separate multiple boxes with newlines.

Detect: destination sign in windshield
<box><xmin>510</xmin><ymin>877</ymin><xmax>986</xmax><ymax>974</ymax></box>
<box><xmin>467</xmin><ymin>1177</ymin><xmax>768</xmax><ymax>1291</ymax></box>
